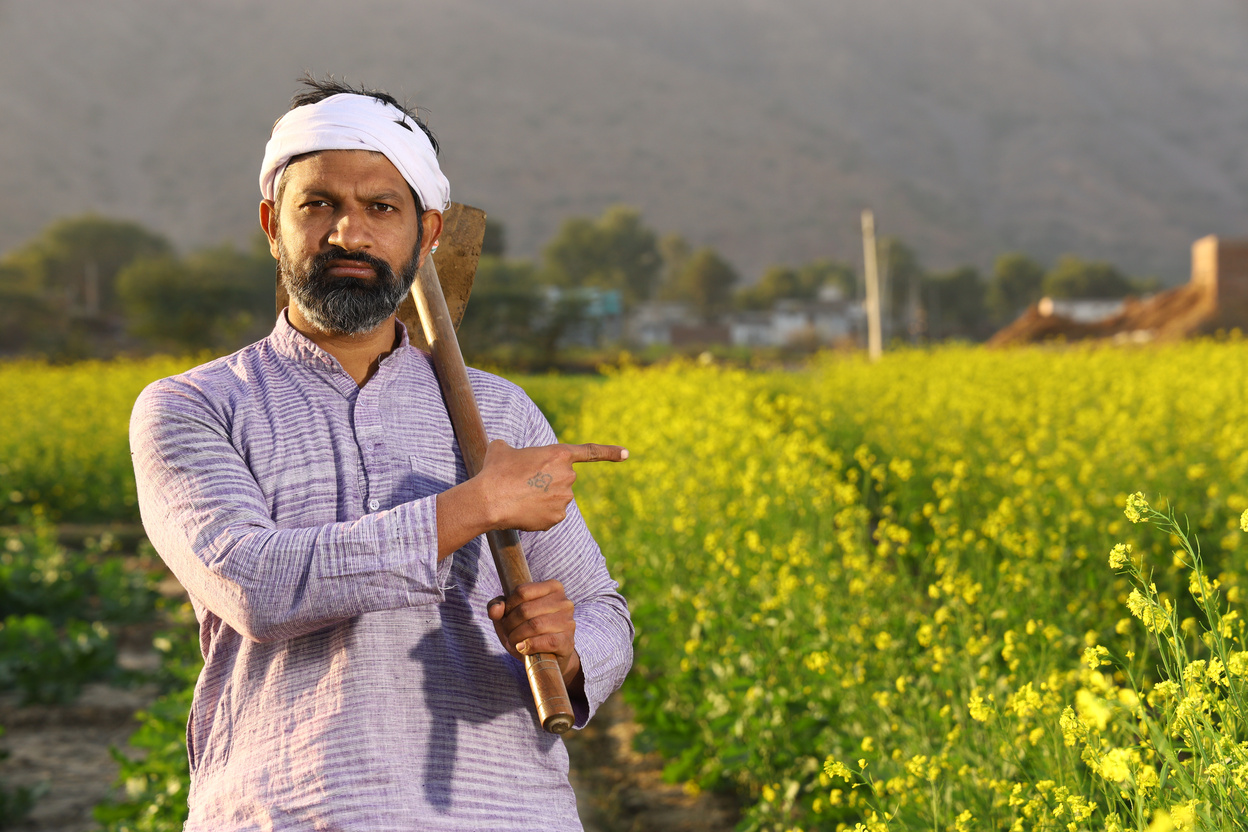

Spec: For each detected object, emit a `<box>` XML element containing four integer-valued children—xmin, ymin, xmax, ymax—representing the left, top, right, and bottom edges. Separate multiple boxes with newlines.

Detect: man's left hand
<box><xmin>487</xmin><ymin>580</ymin><xmax>582</xmax><ymax>687</ymax></box>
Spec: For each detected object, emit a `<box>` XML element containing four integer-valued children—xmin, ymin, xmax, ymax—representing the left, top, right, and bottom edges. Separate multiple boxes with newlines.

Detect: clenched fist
<box><xmin>487</xmin><ymin>579</ymin><xmax>582</xmax><ymax>684</ymax></box>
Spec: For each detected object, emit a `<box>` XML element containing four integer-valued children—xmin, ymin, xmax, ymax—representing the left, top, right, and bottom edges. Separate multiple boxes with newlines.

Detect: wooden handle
<box><xmin>411</xmin><ymin>255</ymin><xmax>576</xmax><ymax>735</ymax></box>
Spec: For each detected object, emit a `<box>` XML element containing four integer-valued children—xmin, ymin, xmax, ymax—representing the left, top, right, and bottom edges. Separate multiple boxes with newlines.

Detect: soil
<box><xmin>0</xmin><ymin>655</ymin><xmax>739</xmax><ymax>832</ymax></box>
<box><xmin>566</xmin><ymin>695</ymin><xmax>740</xmax><ymax>832</ymax></box>
<box><xmin>0</xmin><ymin>525</ymin><xmax>739</xmax><ymax>830</ymax></box>
<box><xmin>0</xmin><ymin>684</ymin><xmax>153</xmax><ymax>832</ymax></box>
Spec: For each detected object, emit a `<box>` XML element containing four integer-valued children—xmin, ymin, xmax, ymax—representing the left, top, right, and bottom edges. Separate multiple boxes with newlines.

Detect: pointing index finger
<box><xmin>566</xmin><ymin>443</ymin><xmax>629</xmax><ymax>464</ymax></box>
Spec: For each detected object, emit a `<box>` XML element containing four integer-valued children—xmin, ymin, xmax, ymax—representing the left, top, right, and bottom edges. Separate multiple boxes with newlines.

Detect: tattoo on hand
<box><xmin>527</xmin><ymin>472</ymin><xmax>553</xmax><ymax>492</ymax></box>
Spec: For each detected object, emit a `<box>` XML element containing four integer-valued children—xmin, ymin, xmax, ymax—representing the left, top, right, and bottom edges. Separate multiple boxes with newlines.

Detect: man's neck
<box><xmin>287</xmin><ymin>306</ymin><xmax>401</xmax><ymax>387</ymax></box>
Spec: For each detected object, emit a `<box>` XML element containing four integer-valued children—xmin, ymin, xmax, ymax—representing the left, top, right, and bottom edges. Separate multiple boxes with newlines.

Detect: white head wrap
<box><xmin>259</xmin><ymin>93</ymin><xmax>450</xmax><ymax>212</ymax></box>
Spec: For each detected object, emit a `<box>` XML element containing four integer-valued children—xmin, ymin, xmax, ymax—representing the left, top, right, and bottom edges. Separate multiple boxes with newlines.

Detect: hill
<box><xmin>2</xmin><ymin>0</ymin><xmax>1247</xmax><ymax>281</ymax></box>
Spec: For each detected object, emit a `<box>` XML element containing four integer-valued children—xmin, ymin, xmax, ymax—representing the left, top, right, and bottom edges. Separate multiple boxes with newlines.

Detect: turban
<box><xmin>259</xmin><ymin>93</ymin><xmax>450</xmax><ymax>212</ymax></box>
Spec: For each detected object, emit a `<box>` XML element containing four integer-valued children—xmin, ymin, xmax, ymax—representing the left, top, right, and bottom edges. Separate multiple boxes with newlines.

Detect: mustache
<box><xmin>310</xmin><ymin>247</ymin><xmax>393</xmax><ymax>275</ymax></box>
<box><xmin>278</xmin><ymin>235</ymin><xmax>419</xmax><ymax>335</ymax></box>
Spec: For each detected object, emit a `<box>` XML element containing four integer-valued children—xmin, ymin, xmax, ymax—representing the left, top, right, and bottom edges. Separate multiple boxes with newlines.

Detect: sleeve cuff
<box><xmin>381</xmin><ymin>495</ymin><xmax>447</xmax><ymax>603</ymax></box>
<box><xmin>569</xmin><ymin>608</ymin><xmax>634</xmax><ymax>728</ymax></box>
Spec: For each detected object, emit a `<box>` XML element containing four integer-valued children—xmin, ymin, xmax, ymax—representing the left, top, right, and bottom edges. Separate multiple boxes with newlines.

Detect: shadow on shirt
<box><xmin>410</xmin><ymin>546</ymin><xmax>559</xmax><ymax>811</ymax></box>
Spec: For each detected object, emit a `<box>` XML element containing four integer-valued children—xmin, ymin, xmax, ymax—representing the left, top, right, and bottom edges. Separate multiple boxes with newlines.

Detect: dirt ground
<box><xmin>566</xmin><ymin>695</ymin><xmax>740</xmax><ymax>832</ymax></box>
<box><xmin>0</xmin><ymin>683</ymin><xmax>152</xmax><ymax>832</ymax></box>
<box><xmin>0</xmin><ymin>679</ymin><xmax>738</xmax><ymax>832</ymax></box>
<box><xmin>0</xmin><ymin>526</ymin><xmax>740</xmax><ymax>830</ymax></box>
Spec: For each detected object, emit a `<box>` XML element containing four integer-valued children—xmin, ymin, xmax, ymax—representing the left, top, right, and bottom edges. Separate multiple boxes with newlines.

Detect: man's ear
<box><xmin>259</xmin><ymin>200</ymin><xmax>280</xmax><ymax>260</ymax></box>
<box><xmin>418</xmin><ymin>209</ymin><xmax>444</xmax><ymax>268</ymax></box>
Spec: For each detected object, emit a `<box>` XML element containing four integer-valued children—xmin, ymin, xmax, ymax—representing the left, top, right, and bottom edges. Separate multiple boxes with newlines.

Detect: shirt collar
<box><xmin>269</xmin><ymin>309</ymin><xmax>413</xmax><ymax>380</ymax></box>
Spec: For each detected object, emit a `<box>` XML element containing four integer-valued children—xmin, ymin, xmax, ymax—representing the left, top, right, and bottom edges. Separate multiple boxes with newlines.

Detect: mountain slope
<box><xmin>2</xmin><ymin>0</ymin><xmax>1247</xmax><ymax>281</ymax></box>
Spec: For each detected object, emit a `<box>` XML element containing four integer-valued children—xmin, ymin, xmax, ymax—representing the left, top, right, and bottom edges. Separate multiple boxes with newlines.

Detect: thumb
<box><xmin>487</xmin><ymin>596</ymin><xmax>506</xmax><ymax>621</ymax></box>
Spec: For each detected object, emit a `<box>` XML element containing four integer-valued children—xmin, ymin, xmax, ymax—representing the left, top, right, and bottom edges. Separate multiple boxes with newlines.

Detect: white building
<box><xmin>626</xmin><ymin>301</ymin><xmax>697</xmax><ymax>346</ymax></box>
<box><xmin>1036</xmin><ymin>297</ymin><xmax>1127</xmax><ymax>323</ymax></box>
<box><xmin>727</xmin><ymin>287</ymin><xmax>863</xmax><ymax>347</ymax></box>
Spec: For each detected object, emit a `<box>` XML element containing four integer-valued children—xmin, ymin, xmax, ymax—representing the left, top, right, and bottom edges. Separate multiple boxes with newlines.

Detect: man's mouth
<box><xmin>325</xmin><ymin>259</ymin><xmax>378</xmax><ymax>279</ymax></box>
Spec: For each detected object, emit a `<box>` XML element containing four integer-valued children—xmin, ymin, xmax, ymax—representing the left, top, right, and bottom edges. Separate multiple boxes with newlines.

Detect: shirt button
<box><xmin>368</xmin><ymin>499</ymin><xmax>380</xmax><ymax>511</ymax></box>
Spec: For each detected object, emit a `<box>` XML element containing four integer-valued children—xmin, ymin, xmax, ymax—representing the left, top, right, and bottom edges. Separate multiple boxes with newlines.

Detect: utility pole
<box><xmin>861</xmin><ymin>209</ymin><xmax>882</xmax><ymax>361</ymax></box>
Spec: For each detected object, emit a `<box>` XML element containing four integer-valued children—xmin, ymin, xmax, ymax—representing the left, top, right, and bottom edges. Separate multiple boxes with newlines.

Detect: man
<box><xmin>129</xmin><ymin>78</ymin><xmax>633</xmax><ymax>830</ymax></box>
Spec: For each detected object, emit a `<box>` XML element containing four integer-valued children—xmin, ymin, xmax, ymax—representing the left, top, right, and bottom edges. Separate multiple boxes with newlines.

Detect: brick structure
<box><xmin>989</xmin><ymin>235</ymin><xmax>1248</xmax><ymax>346</ymax></box>
<box><xmin>1191</xmin><ymin>235</ymin><xmax>1248</xmax><ymax>326</ymax></box>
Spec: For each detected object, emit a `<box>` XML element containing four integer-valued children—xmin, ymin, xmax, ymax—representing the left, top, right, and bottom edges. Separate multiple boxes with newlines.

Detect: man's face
<box><xmin>263</xmin><ymin>150</ymin><xmax>430</xmax><ymax>335</ymax></box>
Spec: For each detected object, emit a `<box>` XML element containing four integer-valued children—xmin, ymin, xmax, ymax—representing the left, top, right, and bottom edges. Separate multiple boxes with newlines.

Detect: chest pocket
<box><xmin>402</xmin><ymin>441</ymin><xmax>468</xmax><ymax>503</ymax></box>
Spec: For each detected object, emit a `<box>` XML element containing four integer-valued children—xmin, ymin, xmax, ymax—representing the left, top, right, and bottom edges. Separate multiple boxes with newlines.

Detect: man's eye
<box><xmin>302</xmin><ymin>200</ymin><xmax>330</xmax><ymax>209</ymax></box>
<box><xmin>373</xmin><ymin>203</ymin><xmax>397</xmax><ymax>213</ymax></box>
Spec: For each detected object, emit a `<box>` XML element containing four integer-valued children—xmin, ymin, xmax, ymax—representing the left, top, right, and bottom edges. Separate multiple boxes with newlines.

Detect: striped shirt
<box><xmin>129</xmin><ymin>313</ymin><xmax>633</xmax><ymax>831</ymax></box>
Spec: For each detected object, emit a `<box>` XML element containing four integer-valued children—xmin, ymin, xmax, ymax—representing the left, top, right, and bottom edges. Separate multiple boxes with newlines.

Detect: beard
<box><xmin>278</xmin><ymin>239</ymin><xmax>420</xmax><ymax>335</ymax></box>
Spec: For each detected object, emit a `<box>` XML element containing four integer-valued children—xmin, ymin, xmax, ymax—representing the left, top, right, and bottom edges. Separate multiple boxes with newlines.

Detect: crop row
<box><xmin>4</xmin><ymin>342</ymin><xmax>1247</xmax><ymax>829</ymax></box>
<box><xmin>567</xmin><ymin>343</ymin><xmax>1246</xmax><ymax>829</ymax></box>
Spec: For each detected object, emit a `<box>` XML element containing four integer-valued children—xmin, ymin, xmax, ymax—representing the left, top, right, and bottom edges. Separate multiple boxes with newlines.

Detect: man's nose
<box><xmin>327</xmin><ymin>209</ymin><xmax>370</xmax><ymax>251</ymax></box>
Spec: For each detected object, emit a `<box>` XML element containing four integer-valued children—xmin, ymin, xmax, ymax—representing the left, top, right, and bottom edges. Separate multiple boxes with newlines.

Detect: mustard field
<box><xmin>2</xmin><ymin>342</ymin><xmax>1247</xmax><ymax>831</ymax></box>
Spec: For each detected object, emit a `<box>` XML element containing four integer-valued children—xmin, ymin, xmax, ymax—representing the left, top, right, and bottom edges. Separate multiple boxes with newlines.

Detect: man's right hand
<box><xmin>477</xmin><ymin>440</ymin><xmax>628</xmax><ymax>531</ymax></box>
<box><xmin>435</xmin><ymin>440</ymin><xmax>627</xmax><ymax>558</ymax></box>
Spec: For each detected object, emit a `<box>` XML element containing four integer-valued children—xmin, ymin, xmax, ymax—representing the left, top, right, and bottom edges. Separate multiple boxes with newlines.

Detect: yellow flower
<box><xmin>803</xmin><ymin>651</ymin><xmax>830</xmax><ymax>674</ymax></box>
<box><xmin>1082</xmin><ymin>645</ymin><xmax>1111</xmax><ymax>669</ymax></box>
<box><xmin>1241</xmin><ymin>508</ymin><xmax>1248</xmax><ymax>533</ymax></box>
<box><xmin>1075</xmin><ymin>689</ymin><xmax>1112</xmax><ymax>731</ymax></box>
<box><xmin>968</xmin><ymin>692</ymin><xmax>995</xmax><ymax>723</ymax></box>
<box><xmin>1010</xmin><ymin>683</ymin><xmax>1043</xmax><ymax>718</ymax></box>
<box><xmin>1059</xmin><ymin>706</ymin><xmax>1087</xmax><ymax>747</ymax></box>
<box><xmin>1147</xmin><ymin>680</ymin><xmax>1180</xmax><ymax>706</ymax></box>
<box><xmin>1096</xmin><ymin>747</ymin><xmax>1136</xmax><ymax>784</ymax></box>
<box><xmin>823</xmin><ymin>758</ymin><xmax>853</xmax><ymax>781</ymax></box>
<box><xmin>1206</xmin><ymin>656</ymin><xmax>1227</xmax><ymax>686</ymax></box>
<box><xmin>1108</xmin><ymin>542</ymin><xmax>1131</xmax><ymax>569</ymax></box>
<box><xmin>1126</xmin><ymin>587</ymin><xmax>1168</xmax><ymax>633</ymax></box>
<box><xmin>904</xmin><ymin>755</ymin><xmax>928</xmax><ymax>779</ymax></box>
<box><xmin>1124</xmin><ymin>491</ymin><xmax>1150</xmax><ymax>523</ymax></box>
<box><xmin>1172</xmin><ymin>693</ymin><xmax>1208</xmax><ymax>730</ymax></box>
<box><xmin>1180</xmin><ymin>660</ymin><xmax>1207</xmax><ymax>686</ymax></box>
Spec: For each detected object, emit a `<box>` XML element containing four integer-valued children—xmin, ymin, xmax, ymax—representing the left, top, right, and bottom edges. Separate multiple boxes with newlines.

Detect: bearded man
<box><xmin>129</xmin><ymin>78</ymin><xmax>633</xmax><ymax>831</ymax></box>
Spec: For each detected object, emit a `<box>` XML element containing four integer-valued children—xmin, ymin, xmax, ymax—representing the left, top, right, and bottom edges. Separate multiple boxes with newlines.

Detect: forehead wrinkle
<box><xmin>282</xmin><ymin>152</ymin><xmax>414</xmax><ymax>207</ymax></box>
<box><xmin>284</xmin><ymin>149</ymin><xmax>401</xmax><ymax>186</ymax></box>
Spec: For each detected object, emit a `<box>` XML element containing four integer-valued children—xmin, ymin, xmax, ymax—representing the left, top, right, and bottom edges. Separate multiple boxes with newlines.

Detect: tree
<box><xmin>923</xmin><ymin>266</ymin><xmax>988</xmax><ymax>340</ymax></box>
<box><xmin>0</xmin><ymin>280</ymin><xmax>58</xmax><ymax>354</ymax></box>
<box><xmin>1041</xmin><ymin>256</ymin><xmax>1134</xmax><ymax>299</ymax></box>
<box><xmin>668</xmin><ymin>247</ymin><xmax>738</xmax><ymax>322</ymax></box>
<box><xmin>481</xmin><ymin>218</ymin><xmax>507</xmax><ymax>257</ymax></box>
<box><xmin>798</xmin><ymin>260</ymin><xmax>858</xmax><ymax>301</ymax></box>
<box><xmin>735</xmin><ymin>259</ymin><xmax>857</xmax><ymax>310</ymax></box>
<box><xmin>117</xmin><ymin>240</ymin><xmax>274</xmax><ymax>353</ymax></box>
<box><xmin>456</xmin><ymin>256</ymin><xmax>543</xmax><ymax>359</ymax></box>
<box><xmin>0</xmin><ymin>215</ymin><xmax>172</xmax><ymax>318</ymax></box>
<box><xmin>736</xmin><ymin>265</ymin><xmax>802</xmax><ymax>311</ymax></box>
<box><xmin>986</xmin><ymin>253</ymin><xmax>1045</xmax><ymax>324</ymax></box>
<box><xmin>878</xmin><ymin>237</ymin><xmax>925</xmax><ymax>339</ymax></box>
<box><xmin>655</xmin><ymin>233</ymin><xmax>691</xmax><ymax>300</ymax></box>
<box><xmin>0</xmin><ymin>214</ymin><xmax>173</xmax><ymax>356</ymax></box>
<box><xmin>542</xmin><ymin>205</ymin><xmax>660</xmax><ymax>306</ymax></box>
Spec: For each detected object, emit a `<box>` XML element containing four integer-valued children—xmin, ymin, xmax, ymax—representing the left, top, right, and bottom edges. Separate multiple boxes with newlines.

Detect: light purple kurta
<box><xmin>129</xmin><ymin>313</ymin><xmax>633</xmax><ymax>831</ymax></box>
